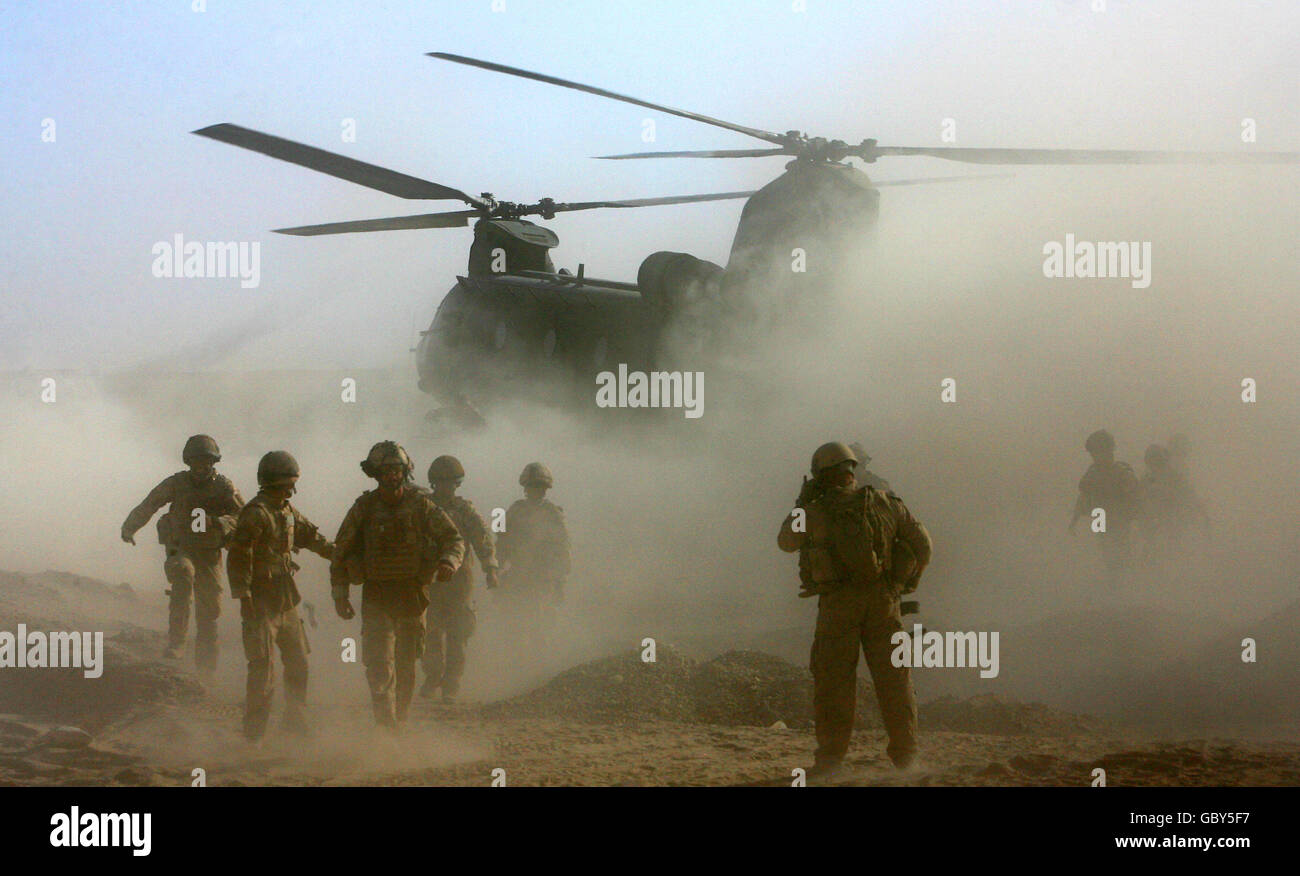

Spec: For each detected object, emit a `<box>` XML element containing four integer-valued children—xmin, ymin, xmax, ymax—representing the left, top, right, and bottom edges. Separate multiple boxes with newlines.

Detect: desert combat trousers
<box><xmin>241</xmin><ymin>600</ymin><xmax>310</xmax><ymax>741</ymax></box>
<box><xmin>811</xmin><ymin>584</ymin><xmax>918</xmax><ymax>768</ymax></box>
<box><xmin>362</xmin><ymin>583</ymin><xmax>427</xmax><ymax>727</ymax></box>
<box><xmin>423</xmin><ymin>576</ymin><xmax>476</xmax><ymax>695</ymax></box>
<box><xmin>163</xmin><ymin>545</ymin><xmax>223</xmax><ymax>672</ymax></box>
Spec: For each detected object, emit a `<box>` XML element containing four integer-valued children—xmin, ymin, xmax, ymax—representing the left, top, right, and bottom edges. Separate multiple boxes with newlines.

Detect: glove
<box><xmin>334</xmin><ymin>598</ymin><xmax>355</xmax><ymax>620</ymax></box>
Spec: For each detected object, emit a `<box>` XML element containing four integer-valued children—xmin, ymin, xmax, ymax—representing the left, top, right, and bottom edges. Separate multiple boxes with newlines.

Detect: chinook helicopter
<box><xmin>194</xmin><ymin>55</ymin><xmax>1298</xmax><ymax>420</ymax></box>
<box><xmin>192</xmin><ymin>122</ymin><xmax>780</xmax><ymax>419</ymax></box>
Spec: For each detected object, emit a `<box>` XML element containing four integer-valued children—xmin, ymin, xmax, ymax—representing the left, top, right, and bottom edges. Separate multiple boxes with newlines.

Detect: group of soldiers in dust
<box><xmin>121</xmin><ymin>436</ymin><xmax>569</xmax><ymax>742</ymax></box>
<box><xmin>118</xmin><ymin>427</ymin><xmax>1201</xmax><ymax>779</ymax></box>
<box><xmin>1069</xmin><ymin>428</ymin><xmax>1209</xmax><ymax>580</ymax></box>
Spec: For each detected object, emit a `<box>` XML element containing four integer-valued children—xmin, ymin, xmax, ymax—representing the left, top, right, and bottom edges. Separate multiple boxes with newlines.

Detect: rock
<box><xmin>1009</xmin><ymin>753</ymin><xmax>1057</xmax><ymax>776</ymax></box>
<box><xmin>768</xmin><ymin>720</ymin><xmax>788</xmax><ymax>731</ymax></box>
<box><xmin>35</xmin><ymin>726</ymin><xmax>94</xmax><ymax>749</ymax></box>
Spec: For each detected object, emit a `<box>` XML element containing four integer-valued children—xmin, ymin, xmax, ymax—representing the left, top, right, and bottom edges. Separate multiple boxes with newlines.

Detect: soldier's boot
<box><xmin>365</xmin><ymin>662</ymin><xmax>398</xmax><ymax>728</ymax></box>
<box><xmin>371</xmin><ymin>697</ymin><xmax>398</xmax><ymax>729</ymax></box>
<box><xmin>281</xmin><ymin>627</ymin><xmax>311</xmax><ymax>737</ymax></box>
<box><xmin>163</xmin><ymin>553</ymin><xmax>196</xmax><ymax>657</ymax></box>
<box><xmin>864</xmin><ymin>632</ymin><xmax>919</xmax><ymax>768</ymax></box>
<box><xmin>243</xmin><ymin>657</ymin><xmax>274</xmax><ymax>741</ymax></box>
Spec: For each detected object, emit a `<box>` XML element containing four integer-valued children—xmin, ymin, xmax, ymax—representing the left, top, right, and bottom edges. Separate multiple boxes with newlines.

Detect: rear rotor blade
<box><xmin>274</xmin><ymin>211</ymin><xmax>477</xmax><ymax>236</ymax></box>
<box><xmin>193</xmin><ymin>123</ymin><xmax>487</xmax><ymax>204</ymax></box>
<box><xmin>868</xmin><ymin>145</ymin><xmax>1300</xmax><ymax>165</ymax></box>
<box><xmin>430</xmin><ymin>52</ymin><xmax>788</xmax><ymax>147</ymax></box>
<box><xmin>594</xmin><ymin>148</ymin><xmax>790</xmax><ymax>160</ymax></box>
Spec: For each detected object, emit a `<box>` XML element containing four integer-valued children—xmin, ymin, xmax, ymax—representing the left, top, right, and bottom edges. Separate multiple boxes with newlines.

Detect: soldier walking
<box><xmin>1069</xmin><ymin>429</ymin><xmax>1140</xmax><ymax>578</ymax></box>
<box><xmin>419</xmin><ymin>455</ymin><xmax>498</xmax><ymax>703</ymax></box>
<box><xmin>331</xmin><ymin>442</ymin><xmax>465</xmax><ymax>728</ymax></box>
<box><xmin>121</xmin><ymin>434</ymin><xmax>244</xmax><ymax>673</ymax></box>
<box><xmin>225</xmin><ymin>452</ymin><xmax>333</xmax><ymax>741</ymax></box>
<box><xmin>496</xmin><ymin>462</ymin><xmax>571</xmax><ymax>644</ymax></box>
<box><xmin>777</xmin><ymin>442</ymin><xmax>932</xmax><ymax>779</ymax></box>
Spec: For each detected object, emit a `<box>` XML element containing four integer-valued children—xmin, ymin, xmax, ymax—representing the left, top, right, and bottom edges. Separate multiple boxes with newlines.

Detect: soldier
<box><xmin>419</xmin><ymin>455</ymin><xmax>499</xmax><ymax>703</ymax></box>
<box><xmin>1139</xmin><ymin>443</ymin><xmax>1210</xmax><ymax>559</ymax></box>
<box><xmin>848</xmin><ymin>442</ymin><xmax>892</xmax><ymax>492</ymax></box>
<box><xmin>496</xmin><ymin>463</ymin><xmax>571</xmax><ymax>630</ymax></box>
<box><xmin>777</xmin><ymin>442</ymin><xmax>932</xmax><ymax>779</ymax></box>
<box><xmin>225</xmin><ymin>452</ymin><xmax>333</xmax><ymax>742</ymax></box>
<box><xmin>1069</xmin><ymin>429</ymin><xmax>1140</xmax><ymax>578</ymax></box>
<box><xmin>121</xmin><ymin>434</ymin><xmax>244</xmax><ymax>672</ymax></box>
<box><xmin>331</xmin><ymin>442</ymin><xmax>465</xmax><ymax>728</ymax></box>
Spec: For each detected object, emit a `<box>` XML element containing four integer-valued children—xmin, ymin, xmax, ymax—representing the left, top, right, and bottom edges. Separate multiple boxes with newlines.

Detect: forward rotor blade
<box><xmin>869</xmin><ymin>145</ymin><xmax>1300</xmax><ymax>165</ymax></box>
<box><xmin>594</xmin><ymin>147</ymin><xmax>791</xmax><ymax>160</ymax></box>
<box><xmin>554</xmin><ymin>190</ymin><xmax>758</xmax><ymax>212</ymax></box>
<box><xmin>429</xmin><ymin>52</ymin><xmax>787</xmax><ymax>146</ymax></box>
<box><xmin>193</xmin><ymin>123</ymin><xmax>486</xmax><ymax>204</ymax></box>
<box><xmin>274</xmin><ymin>211</ymin><xmax>477</xmax><ymax>236</ymax></box>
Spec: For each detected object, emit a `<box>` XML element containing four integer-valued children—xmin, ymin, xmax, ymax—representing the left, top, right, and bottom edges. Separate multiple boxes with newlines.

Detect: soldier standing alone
<box><xmin>121</xmin><ymin>434</ymin><xmax>244</xmax><ymax>673</ymax></box>
<box><xmin>420</xmin><ymin>455</ymin><xmax>498</xmax><ymax>703</ymax></box>
<box><xmin>225</xmin><ymin>451</ymin><xmax>333</xmax><ymax>741</ymax></box>
<box><xmin>331</xmin><ymin>442</ymin><xmax>465</xmax><ymax>728</ymax></box>
<box><xmin>777</xmin><ymin>442</ymin><xmax>932</xmax><ymax>779</ymax></box>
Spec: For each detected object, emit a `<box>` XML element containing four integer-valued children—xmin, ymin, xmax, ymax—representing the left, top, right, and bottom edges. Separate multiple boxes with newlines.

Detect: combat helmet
<box><xmin>1084</xmin><ymin>429</ymin><xmax>1115</xmax><ymax>455</ymax></box>
<box><xmin>810</xmin><ymin>442</ymin><xmax>858</xmax><ymax>476</ymax></box>
<box><xmin>519</xmin><ymin>462</ymin><xmax>554</xmax><ymax>488</ymax></box>
<box><xmin>257</xmin><ymin>450</ymin><xmax>300</xmax><ymax>487</ymax></box>
<box><xmin>848</xmin><ymin>442</ymin><xmax>873</xmax><ymax>466</ymax></box>
<box><xmin>182</xmin><ymin>434</ymin><xmax>221</xmax><ymax>464</ymax></box>
<box><xmin>428</xmin><ymin>455</ymin><xmax>465</xmax><ymax>482</ymax></box>
<box><xmin>360</xmin><ymin>441</ymin><xmax>413</xmax><ymax>479</ymax></box>
<box><xmin>1144</xmin><ymin>444</ymin><xmax>1170</xmax><ymax>469</ymax></box>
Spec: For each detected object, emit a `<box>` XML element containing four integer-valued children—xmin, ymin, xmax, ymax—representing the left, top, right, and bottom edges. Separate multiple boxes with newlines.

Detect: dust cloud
<box><xmin>2</xmin><ymin>2</ymin><xmax>1298</xmax><ymax>742</ymax></box>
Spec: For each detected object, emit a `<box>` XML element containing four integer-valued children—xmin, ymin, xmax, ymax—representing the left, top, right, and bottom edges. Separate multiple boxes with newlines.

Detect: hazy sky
<box><xmin>2</xmin><ymin>0</ymin><xmax>1297</xmax><ymax>371</ymax></box>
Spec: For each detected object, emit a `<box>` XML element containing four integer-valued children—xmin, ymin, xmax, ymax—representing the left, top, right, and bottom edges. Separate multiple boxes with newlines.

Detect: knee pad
<box><xmin>164</xmin><ymin>554</ymin><xmax>196</xmax><ymax>587</ymax></box>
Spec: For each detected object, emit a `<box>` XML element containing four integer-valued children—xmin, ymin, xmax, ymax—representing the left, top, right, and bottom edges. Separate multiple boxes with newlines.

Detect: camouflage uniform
<box><xmin>1139</xmin><ymin>445</ymin><xmax>1208</xmax><ymax>558</ymax></box>
<box><xmin>332</xmin><ymin>489</ymin><xmax>465</xmax><ymax>726</ymax></box>
<box><xmin>422</xmin><ymin>494</ymin><xmax>496</xmax><ymax>697</ymax></box>
<box><xmin>497</xmin><ymin>497</ymin><xmax>571</xmax><ymax>611</ymax></box>
<box><xmin>122</xmin><ymin>470</ymin><xmax>243</xmax><ymax>671</ymax></box>
<box><xmin>1073</xmin><ymin>460</ymin><xmax>1139</xmax><ymax>574</ymax></box>
<box><xmin>778</xmin><ymin>445</ymin><xmax>932</xmax><ymax>771</ymax></box>
<box><xmin>226</xmin><ymin>489</ymin><xmax>332</xmax><ymax>740</ymax></box>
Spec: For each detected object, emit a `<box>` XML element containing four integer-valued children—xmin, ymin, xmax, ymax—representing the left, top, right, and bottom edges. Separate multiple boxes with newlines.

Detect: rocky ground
<box><xmin>2</xmin><ymin>569</ymin><xmax>1298</xmax><ymax>787</ymax></box>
